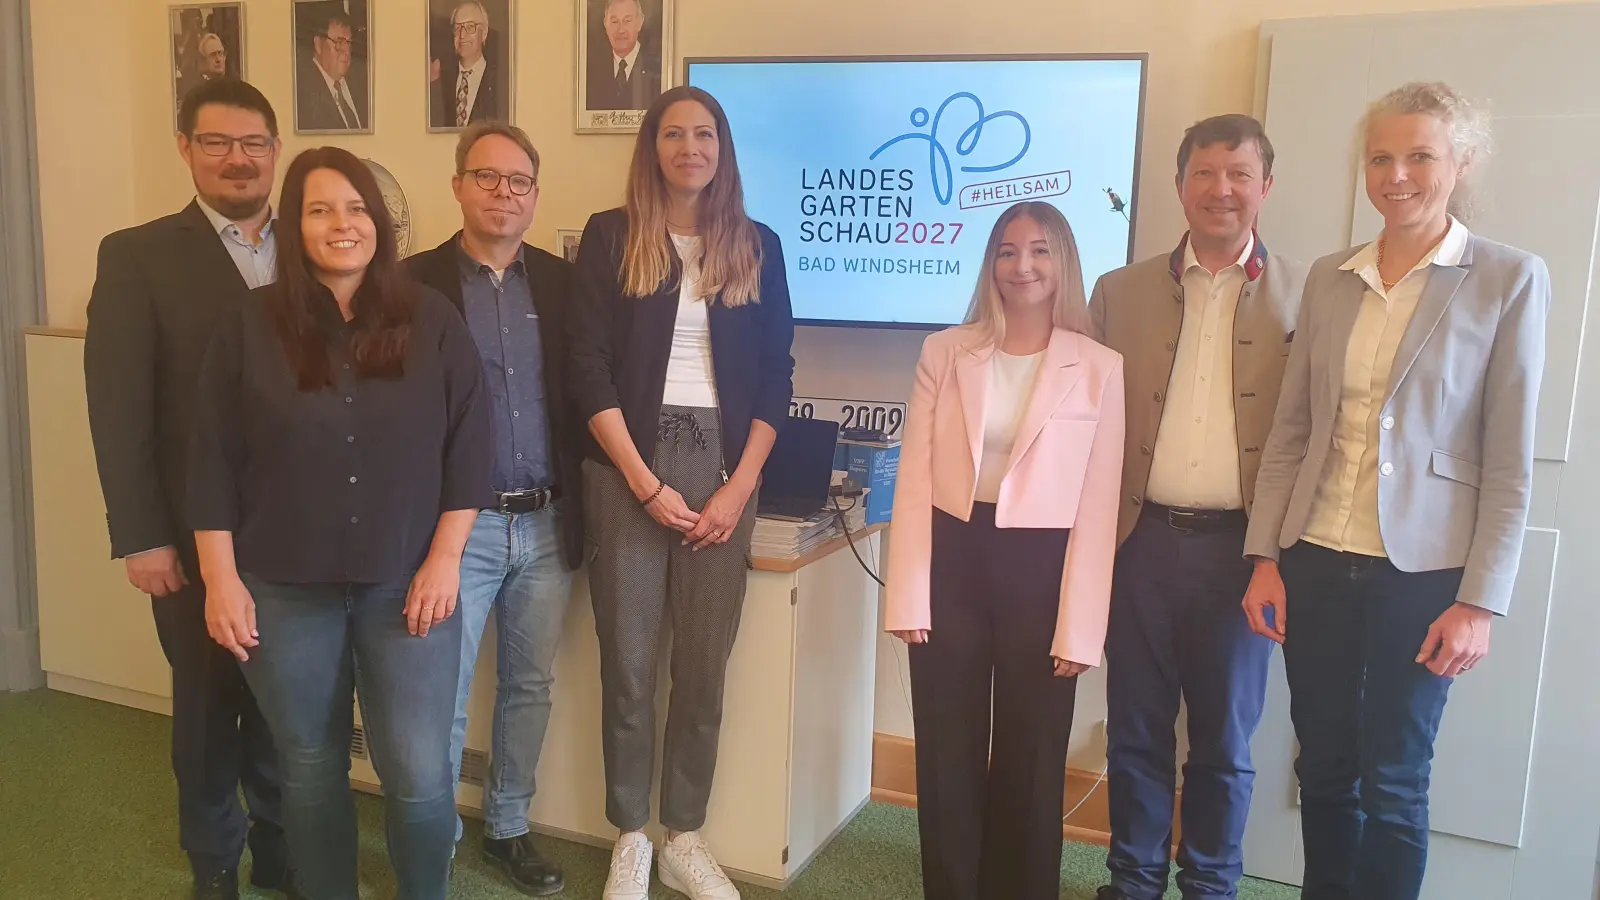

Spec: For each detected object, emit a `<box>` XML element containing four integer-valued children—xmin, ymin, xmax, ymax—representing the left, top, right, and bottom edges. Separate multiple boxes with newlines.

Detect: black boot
<box><xmin>482</xmin><ymin>833</ymin><xmax>565</xmax><ymax>896</ymax></box>
<box><xmin>193</xmin><ymin>869</ymin><xmax>239</xmax><ymax>900</ymax></box>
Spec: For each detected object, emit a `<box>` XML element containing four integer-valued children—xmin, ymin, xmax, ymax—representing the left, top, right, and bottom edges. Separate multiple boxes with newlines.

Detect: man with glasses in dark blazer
<box><xmin>84</xmin><ymin>79</ymin><xmax>298</xmax><ymax>900</ymax></box>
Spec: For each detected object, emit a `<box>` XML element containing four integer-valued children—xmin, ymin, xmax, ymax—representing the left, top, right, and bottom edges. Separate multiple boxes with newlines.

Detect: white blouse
<box><xmin>661</xmin><ymin>233</ymin><xmax>719</xmax><ymax>409</ymax></box>
<box><xmin>974</xmin><ymin>349</ymin><xmax>1045</xmax><ymax>504</ymax></box>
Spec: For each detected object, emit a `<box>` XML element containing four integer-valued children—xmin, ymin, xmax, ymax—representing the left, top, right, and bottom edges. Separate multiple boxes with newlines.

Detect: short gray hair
<box><xmin>455</xmin><ymin>121</ymin><xmax>541</xmax><ymax>180</ymax></box>
<box><xmin>1361</xmin><ymin>82</ymin><xmax>1491</xmax><ymax>221</ymax></box>
<box><xmin>605</xmin><ymin>0</ymin><xmax>645</xmax><ymax>19</ymax></box>
<box><xmin>451</xmin><ymin>1</ymin><xmax>488</xmax><ymax>26</ymax></box>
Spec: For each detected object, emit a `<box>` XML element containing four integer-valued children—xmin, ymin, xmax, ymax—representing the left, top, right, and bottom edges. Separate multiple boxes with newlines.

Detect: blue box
<box><xmin>843</xmin><ymin>439</ymin><xmax>899</xmax><ymax>526</ymax></box>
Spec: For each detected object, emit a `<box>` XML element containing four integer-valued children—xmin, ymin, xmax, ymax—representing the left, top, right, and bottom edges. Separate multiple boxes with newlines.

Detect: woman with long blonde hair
<box><xmin>1242</xmin><ymin>82</ymin><xmax>1547</xmax><ymax>900</ymax></box>
<box><xmin>885</xmin><ymin>200</ymin><xmax>1125</xmax><ymax>900</ymax></box>
<box><xmin>567</xmin><ymin>85</ymin><xmax>795</xmax><ymax>900</ymax></box>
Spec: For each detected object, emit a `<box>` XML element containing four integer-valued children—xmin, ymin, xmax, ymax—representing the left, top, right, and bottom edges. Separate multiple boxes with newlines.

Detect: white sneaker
<box><xmin>658</xmin><ymin>831</ymin><xmax>740</xmax><ymax>900</ymax></box>
<box><xmin>603</xmin><ymin>831</ymin><xmax>654</xmax><ymax>900</ymax></box>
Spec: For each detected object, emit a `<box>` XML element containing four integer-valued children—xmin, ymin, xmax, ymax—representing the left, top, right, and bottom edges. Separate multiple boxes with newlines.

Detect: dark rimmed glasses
<box><xmin>466</xmin><ymin>169</ymin><xmax>536</xmax><ymax>196</ymax></box>
<box><xmin>192</xmin><ymin>134</ymin><xmax>274</xmax><ymax>158</ymax></box>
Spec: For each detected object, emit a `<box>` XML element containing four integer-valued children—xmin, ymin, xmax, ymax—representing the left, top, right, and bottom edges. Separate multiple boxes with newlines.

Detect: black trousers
<box><xmin>908</xmin><ymin>504</ymin><xmax>1078</xmax><ymax>900</ymax></box>
<box><xmin>150</xmin><ymin>560</ymin><xmax>284</xmax><ymax>878</ymax></box>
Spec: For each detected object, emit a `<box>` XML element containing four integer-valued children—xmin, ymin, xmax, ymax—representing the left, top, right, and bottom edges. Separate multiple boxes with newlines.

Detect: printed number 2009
<box><xmin>789</xmin><ymin>400</ymin><xmax>905</xmax><ymax>437</ymax></box>
<box><xmin>840</xmin><ymin>405</ymin><xmax>903</xmax><ymax>435</ymax></box>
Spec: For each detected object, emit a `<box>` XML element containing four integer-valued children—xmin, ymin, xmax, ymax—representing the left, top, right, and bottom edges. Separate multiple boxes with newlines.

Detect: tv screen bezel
<box><xmin>682</xmin><ymin>53</ymin><xmax>1151</xmax><ymax>331</ymax></box>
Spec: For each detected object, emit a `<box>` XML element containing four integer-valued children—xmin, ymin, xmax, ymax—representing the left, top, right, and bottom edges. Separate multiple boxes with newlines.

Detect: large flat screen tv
<box><xmin>684</xmin><ymin>55</ymin><xmax>1148</xmax><ymax>329</ymax></box>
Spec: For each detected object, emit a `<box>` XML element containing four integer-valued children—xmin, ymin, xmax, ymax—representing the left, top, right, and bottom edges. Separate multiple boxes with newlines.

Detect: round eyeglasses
<box><xmin>467</xmin><ymin>169</ymin><xmax>536</xmax><ymax>196</ymax></box>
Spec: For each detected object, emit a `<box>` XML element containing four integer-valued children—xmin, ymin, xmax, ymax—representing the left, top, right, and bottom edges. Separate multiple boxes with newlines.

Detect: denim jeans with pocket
<box><xmin>449</xmin><ymin>507</ymin><xmax>573</xmax><ymax>842</ymax></box>
<box><xmin>240</xmin><ymin>572</ymin><xmax>461</xmax><ymax>900</ymax></box>
<box><xmin>1280</xmin><ymin>541</ymin><xmax>1462</xmax><ymax>900</ymax></box>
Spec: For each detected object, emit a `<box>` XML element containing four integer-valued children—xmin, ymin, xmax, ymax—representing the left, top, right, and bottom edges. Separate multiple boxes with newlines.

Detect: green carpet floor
<box><xmin>0</xmin><ymin>689</ymin><xmax>1297</xmax><ymax>899</ymax></box>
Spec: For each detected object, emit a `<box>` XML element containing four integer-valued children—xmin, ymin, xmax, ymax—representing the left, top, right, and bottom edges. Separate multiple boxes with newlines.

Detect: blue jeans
<box><xmin>240</xmin><ymin>573</ymin><xmax>461</xmax><ymax>900</ymax></box>
<box><xmin>450</xmin><ymin>508</ymin><xmax>573</xmax><ymax>842</ymax></box>
<box><xmin>1280</xmin><ymin>541</ymin><xmax>1461</xmax><ymax>900</ymax></box>
<box><xmin>1105</xmin><ymin>514</ymin><xmax>1270</xmax><ymax>899</ymax></box>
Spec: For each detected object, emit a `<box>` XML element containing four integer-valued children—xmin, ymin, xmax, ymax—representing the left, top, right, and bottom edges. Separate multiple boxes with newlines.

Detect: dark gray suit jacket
<box><xmin>84</xmin><ymin>201</ymin><xmax>255</xmax><ymax>561</ymax></box>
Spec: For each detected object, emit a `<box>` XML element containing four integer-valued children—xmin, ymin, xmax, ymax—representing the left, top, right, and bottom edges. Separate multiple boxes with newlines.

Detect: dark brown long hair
<box><xmin>270</xmin><ymin>146</ymin><xmax>413</xmax><ymax>390</ymax></box>
<box><xmin>622</xmin><ymin>86</ymin><xmax>762</xmax><ymax>306</ymax></box>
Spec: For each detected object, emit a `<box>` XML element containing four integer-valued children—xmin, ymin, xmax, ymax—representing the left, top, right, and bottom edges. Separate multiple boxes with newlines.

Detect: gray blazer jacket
<box><xmin>1243</xmin><ymin>235</ymin><xmax>1550</xmax><ymax>615</ymax></box>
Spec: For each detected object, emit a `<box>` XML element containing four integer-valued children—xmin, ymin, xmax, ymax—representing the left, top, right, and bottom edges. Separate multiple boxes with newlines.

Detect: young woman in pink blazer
<box><xmin>886</xmin><ymin>201</ymin><xmax>1126</xmax><ymax>900</ymax></box>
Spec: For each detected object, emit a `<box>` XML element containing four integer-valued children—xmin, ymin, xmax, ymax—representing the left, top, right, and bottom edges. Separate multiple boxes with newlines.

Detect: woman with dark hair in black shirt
<box><xmin>187</xmin><ymin>146</ymin><xmax>491</xmax><ymax>900</ymax></box>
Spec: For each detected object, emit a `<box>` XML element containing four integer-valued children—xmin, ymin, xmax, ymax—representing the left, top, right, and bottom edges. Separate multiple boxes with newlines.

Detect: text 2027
<box><xmin>895</xmin><ymin>222</ymin><xmax>963</xmax><ymax>245</ymax></box>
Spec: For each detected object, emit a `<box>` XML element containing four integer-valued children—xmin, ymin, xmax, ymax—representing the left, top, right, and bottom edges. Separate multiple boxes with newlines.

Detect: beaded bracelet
<box><xmin>642</xmin><ymin>481</ymin><xmax>666</xmax><ymax>506</ymax></box>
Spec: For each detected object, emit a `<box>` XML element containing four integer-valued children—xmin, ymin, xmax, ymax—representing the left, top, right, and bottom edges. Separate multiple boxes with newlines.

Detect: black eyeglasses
<box><xmin>466</xmin><ymin>169</ymin><xmax>536</xmax><ymax>196</ymax></box>
<box><xmin>193</xmin><ymin>133</ymin><xmax>274</xmax><ymax>158</ymax></box>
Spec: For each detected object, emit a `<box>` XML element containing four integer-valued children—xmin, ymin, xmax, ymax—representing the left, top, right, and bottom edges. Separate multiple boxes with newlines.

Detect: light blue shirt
<box><xmin>195</xmin><ymin>197</ymin><xmax>277</xmax><ymax>289</ymax></box>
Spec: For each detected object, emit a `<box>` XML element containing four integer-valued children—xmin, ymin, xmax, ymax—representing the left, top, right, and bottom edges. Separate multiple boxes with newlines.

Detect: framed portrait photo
<box><xmin>576</xmin><ymin>0</ymin><xmax>673</xmax><ymax>134</ymax></box>
<box><xmin>170</xmin><ymin>3</ymin><xmax>246</xmax><ymax>130</ymax></box>
<box><xmin>556</xmin><ymin>228</ymin><xmax>584</xmax><ymax>264</ymax></box>
<box><xmin>427</xmin><ymin>0</ymin><xmax>515</xmax><ymax>132</ymax></box>
<box><xmin>291</xmin><ymin>0</ymin><xmax>374</xmax><ymax>134</ymax></box>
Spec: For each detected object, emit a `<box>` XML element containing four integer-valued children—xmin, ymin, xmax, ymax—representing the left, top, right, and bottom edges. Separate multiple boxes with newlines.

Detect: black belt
<box><xmin>1142</xmin><ymin>502</ymin><xmax>1247</xmax><ymax>533</ymax></box>
<box><xmin>496</xmin><ymin>485</ymin><xmax>561</xmax><ymax>515</ymax></box>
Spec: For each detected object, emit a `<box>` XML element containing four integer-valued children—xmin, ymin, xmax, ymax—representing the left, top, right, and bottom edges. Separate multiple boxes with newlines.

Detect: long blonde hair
<box><xmin>621</xmin><ymin>86</ymin><xmax>762</xmax><ymax>306</ymax></box>
<box><xmin>963</xmin><ymin>201</ymin><xmax>1091</xmax><ymax>345</ymax></box>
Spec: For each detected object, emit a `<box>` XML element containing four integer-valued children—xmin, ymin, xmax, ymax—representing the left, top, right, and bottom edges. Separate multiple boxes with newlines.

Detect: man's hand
<box><xmin>125</xmin><ymin>546</ymin><xmax>188</xmax><ymax>598</ymax></box>
<box><xmin>1417</xmin><ymin>602</ymin><xmax>1493</xmax><ymax>677</ymax></box>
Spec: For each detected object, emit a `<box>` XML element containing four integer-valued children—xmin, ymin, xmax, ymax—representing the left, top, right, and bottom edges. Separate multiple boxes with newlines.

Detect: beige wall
<box><xmin>28</xmin><ymin>0</ymin><xmax>1585</xmax><ymax>327</ymax></box>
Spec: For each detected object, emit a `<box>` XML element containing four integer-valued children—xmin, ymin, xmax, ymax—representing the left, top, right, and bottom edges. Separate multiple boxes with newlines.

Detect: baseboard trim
<box><xmin>871</xmin><ymin>732</ymin><xmax>1181</xmax><ymax>845</ymax></box>
<box><xmin>46</xmin><ymin>672</ymin><xmax>170</xmax><ymax>714</ymax></box>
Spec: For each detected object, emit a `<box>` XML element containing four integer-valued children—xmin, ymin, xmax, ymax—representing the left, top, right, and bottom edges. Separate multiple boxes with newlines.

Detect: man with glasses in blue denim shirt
<box><xmin>407</xmin><ymin>121</ymin><xmax>584</xmax><ymax>897</ymax></box>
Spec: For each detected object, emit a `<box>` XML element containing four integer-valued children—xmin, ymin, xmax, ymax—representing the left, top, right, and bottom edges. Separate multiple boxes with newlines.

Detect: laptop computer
<box><xmin>757</xmin><ymin>416</ymin><xmax>840</xmax><ymax>520</ymax></box>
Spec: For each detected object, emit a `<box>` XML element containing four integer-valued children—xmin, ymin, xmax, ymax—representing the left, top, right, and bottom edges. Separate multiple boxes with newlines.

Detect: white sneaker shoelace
<box><xmin>606</xmin><ymin>835</ymin><xmax>652</xmax><ymax>896</ymax></box>
<box><xmin>663</xmin><ymin>832</ymin><xmax>737</xmax><ymax>898</ymax></box>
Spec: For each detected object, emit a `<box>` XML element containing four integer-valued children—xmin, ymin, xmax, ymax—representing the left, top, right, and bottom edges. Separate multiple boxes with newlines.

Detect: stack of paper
<box><xmin>751</xmin><ymin>501</ymin><xmax>869</xmax><ymax>560</ymax></box>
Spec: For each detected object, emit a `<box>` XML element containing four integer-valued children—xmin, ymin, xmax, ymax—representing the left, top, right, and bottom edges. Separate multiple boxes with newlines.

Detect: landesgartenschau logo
<box><xmin>870</xmin><ymin>92</ymin><xmax>1068</xmax><ymax>210</ymax></box>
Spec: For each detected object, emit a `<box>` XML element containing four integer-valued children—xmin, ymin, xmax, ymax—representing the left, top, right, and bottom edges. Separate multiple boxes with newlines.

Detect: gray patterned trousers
<box><xmin>583</xmin><ymin>405</ymin><xmax>759</xmax><ymax>833</ymax></box>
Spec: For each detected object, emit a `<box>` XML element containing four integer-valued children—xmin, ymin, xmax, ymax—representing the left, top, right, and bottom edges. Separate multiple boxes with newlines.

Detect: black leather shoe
<box><xmin>1095</xmin><ymin>887</ymin><xmax>1129</xmax><ymax>900</ymax></box>
<box><xmin>256</xmin><ymin>867</ymin><xmax>306</xmax><ymax>899</ymax></box>
<box><xmin>249</xmin><ymin>849</ymin><xmax>305</xmax><ymax>899</ymax></box>
<box><xmin>483</xmin><ymin>833</ymin><xmax>565</xmax><ymax>896</ymax></box>
<box><xmin>193</xmin><ymin>869</ymin><xmax>239</xmax><ymax>900</ymax></box>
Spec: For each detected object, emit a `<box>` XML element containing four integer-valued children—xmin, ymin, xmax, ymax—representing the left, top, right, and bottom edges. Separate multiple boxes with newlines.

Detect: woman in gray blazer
<box><xmin>1240</xmin><ymin>82</ymin><xmax>1549</xmax><ymax>900</ymax></box>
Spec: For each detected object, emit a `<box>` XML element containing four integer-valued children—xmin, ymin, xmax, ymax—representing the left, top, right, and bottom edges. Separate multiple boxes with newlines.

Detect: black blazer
<box><xmin>406</xmin><ymin>235</ymin><xmax>585</xmax><ymax>570</ymax></box>
<box><xmin>431</xmin><ymin>55</ymin><xmax>504</xmax><ymax>128</ymax></box>
<box><xmin>568</xmin><ymin>207</ymin><xmax>796</xmax><ymax>472</ymax></box>
<box><xmin>84</xmin><ymin>200</ymin><xmax>256</xmax><ymax>561</ymax></box>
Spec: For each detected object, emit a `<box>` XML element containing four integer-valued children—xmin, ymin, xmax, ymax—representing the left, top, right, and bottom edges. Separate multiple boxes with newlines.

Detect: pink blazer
<box><xmin>884</xmin><ymin>325</ymin><xmax>1126</xmax><ymax>666</ymax></box>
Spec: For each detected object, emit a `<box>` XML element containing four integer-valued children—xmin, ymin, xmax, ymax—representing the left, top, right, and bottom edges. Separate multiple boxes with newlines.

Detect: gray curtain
<box><xmin>0</xmin><ymin>0</ymin><xmax>44</xmax><ymax>691</ymax></box>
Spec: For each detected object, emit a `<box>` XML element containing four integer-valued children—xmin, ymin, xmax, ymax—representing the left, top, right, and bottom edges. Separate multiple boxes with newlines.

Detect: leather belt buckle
<box><xmin>498</xmin><ymin>486</ymin><xmax>557</xmax><ymax>515</ymax></box>
<box><xmin>1165</xmin><ymin>507</ymin><xmax>1200</xmax><ymax>533</ymax></box>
